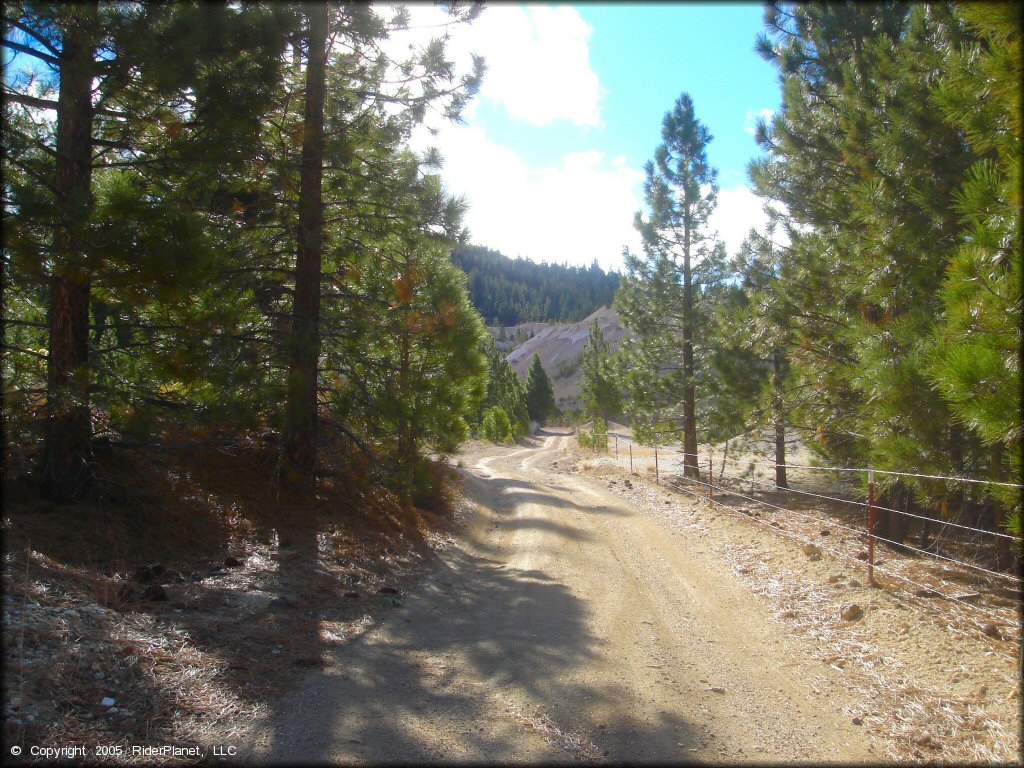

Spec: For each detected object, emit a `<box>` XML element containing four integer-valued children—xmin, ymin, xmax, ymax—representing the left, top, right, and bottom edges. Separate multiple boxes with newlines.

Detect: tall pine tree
<box><xmin>617</xmin><ymin>93</ymin><xmax>722</xmax><ymax>476</ymax></box>
<box><xmin>926</xmin><ymin>3</ymin><xmax>1022</xmax><ymax>539</ymax></box>
<box><xmin>2</xmin><ymin>2</ymin><xmax>288</xmax><ymax>499</ymax></box>
<box><xmin>750</xmin><ymin>2</ymin><xmax>1017</xmax><ymax>540</ymax></box>
<box><xmin>281</xmin><ymin>2</ymin><xmax>328</xmax><ymax>480</ymax></box>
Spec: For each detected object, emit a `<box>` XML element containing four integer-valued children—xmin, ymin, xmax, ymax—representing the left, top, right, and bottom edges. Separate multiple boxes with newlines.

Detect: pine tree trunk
<box><xmin>397</xmin><ymin>320</ymin><xmax>415</xmax><ymax>505</ymax></box>
<box><xmin>773</xmin><ymin>348</ymin><xmax>788</xmax><ymax>489</ymax></box>
<box><xmin>42</xmin><ymin>7</ymin><xmax>95</xmax><ymax>502</ymax></box>
<box><xmin>681</xmin><ymin>218</ymin><xmax>699</xmax><ymax>479</ymax></box>
<box><xmin>879</xmin><ymin>481</ymin><xmax>910</xmax><ymax>547</ymax></box>
<box><xmin>396</xmin><ymin>255</ymin><xmax>414</xmax><ymax>501</ymax></box>
<box><xmin>282</xmin><ymin>3</ymin><xmax>327</xmax><ymax>479</ymax></box>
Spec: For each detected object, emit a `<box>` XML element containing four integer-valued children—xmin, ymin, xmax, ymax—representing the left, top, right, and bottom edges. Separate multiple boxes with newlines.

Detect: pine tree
<box><xmin>579</xmin><ymin>322</ymin><xmax>620</xmax><ymax>423</ymax></box>
<box><xmin>616</xmin><ymin>93</ymin><xmax>721</xmax><ymax>477</ymax></box>
<box><xmin>41</xmin><ymin>4</ymin><xmax>96</xmax><ymax>501</ymax></box>
<box><xmin>723</xmin><ymin>226</ymin><xmax>798</xmax><ymax>488</ymax></box>
<box><xmin>2</xmin><ymin>2</ymin><xmax>288</xmax><ymax>499</ymax></box>
<box><xmin>477</xmin><ymin>334</ymin><xmax>529</xmax><ymax>438</ymax></box>
<box><xmin>525</xmin><ymin>353</ymin><xmax>557</xmax><ymax>424</ymax></box>
<box><xmin>2</xmin><ymin>2</ymin><xmax>493</xmax><ymax>508</ymax></box>
<box><xmin>281</xmin><ymin>2</ymin><xmax>328</xmax><ymax>480</ymax></box>
<box><xmin>338</xmin><ymin>171</ymin><xmax>487</xmax><ymax>497</ymax></box>
<box><xmin>217</xmin><ymin>2</ymin><xmax>483</xmax><ymax>480</ymax></box>
<box><xmin>926</xmin><ymin>3</ymin><xmax>1022</xmax><ymax>537</ymax></box>
<box><xmin>480</xmin><ymin>406</ymin><xmax>513</xmax><ymax>444</ymax></box>
<box><xmin>750</xmin><ymin>2</ymin><xmax>1015</xmax><ymax>540</ymax></box>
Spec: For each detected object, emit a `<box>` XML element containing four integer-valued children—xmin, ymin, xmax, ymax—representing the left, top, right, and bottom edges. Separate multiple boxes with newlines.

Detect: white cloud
<box><xmin>473</xmin><ymin>5</ymin><xmax>604</xmax><ymax>127</ymax></box>
<box><xmin>383</xmin><ymin>4</ymin><xmax>604</xmax><ymax>128</ymax></box>
<box><xmin>409</xmin><ymin>128</ymin><xmax>780</xmax><ymax>271</ymax></box>
<box><xmin>383</xmin><ymin>4</ymin><xmax>628</xmax><ymax>269</ymax></box>
<box><xmin>410</xmin><ymin>123</ymin><xmax>643</xmax><ymax>271</ymax></box>
<box><xmin>743</xmin><ymin>107</ymin><xmax>774</xmax><ymax>136</ymax></box>
<box><xmin>386</xmin><ymin>7</ymin><xmax>778</xmax><ymax>272</ymax></box>
<box><xmin>708</xmin><ymin>185</ymin><xmax>778</xmax><ymax>259</ymax></box>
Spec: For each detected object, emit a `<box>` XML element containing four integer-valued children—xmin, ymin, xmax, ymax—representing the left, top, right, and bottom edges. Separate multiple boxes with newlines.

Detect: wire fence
<box><xmin>705</xmin><ymin>468</ymin><xmax>1024</xmax><ymax>584</ymax></box>
<box><xmin>709</xmin><ymin>467</ymin><xmax>1022</xmax><ymax>542</ymax></box>
<box><xmin>738</xmin><ymin>458</ymin><xmax>1024</xmax><ymax>490</ymax></box>
<box><xmin>676</xmin><ymin>468</ymin><xmax>1021</xmax><ymax>588</ymax></box>
<box><xmin>576</xmin><ymin>429</ymin><xmax>1022</xmax><ymax>637</ymax></box>
<box><xmin>661</xmin><ymin>473</ymin><xmax>1017</xmax><ymax>625</ymax></box>
<box><xmin>716</xmin><ymin>457</ymin><xmax>1023</xmax><ymax>541</ymax></box>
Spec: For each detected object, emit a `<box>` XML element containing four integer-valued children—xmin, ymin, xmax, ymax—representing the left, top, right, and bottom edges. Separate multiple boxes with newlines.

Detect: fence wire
<box><xmin>709</xmin><ymin>463</ymin><xmax>1024</xmax><ymax>543</ymax></box>
<box><xmin>659</xmin><ymin>474</ymin><xmax>1019</xmax><ymax>626</ymax></box>
<box><xmin>584</xmin><ymin>432</ymin><xmax>1022</xmax><ymax>544</ymax></box>
<box><xmin>705</xmin><ymin>469</ymin><xmax>1023</xmax><ymax>586</ymax></box>
<box><xmin>738</xmin><ymin>458</ymin><xmax>1023</xmax><ymax>489</ymax></box>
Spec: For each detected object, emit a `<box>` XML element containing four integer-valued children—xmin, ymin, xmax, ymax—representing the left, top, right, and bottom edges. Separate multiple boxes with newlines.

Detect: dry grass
<box><xmin>508</xmin><ymin>705</ymin><xmax>603</xmax><ymax>762</ymax></box>
<box><xmin>727</xmin><ymin>544</ymin><xmax>1019</xmax><ymax>764</ymax></box>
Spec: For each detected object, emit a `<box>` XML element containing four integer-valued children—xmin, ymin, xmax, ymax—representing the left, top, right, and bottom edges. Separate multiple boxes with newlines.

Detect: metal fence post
<box><xmin>629</xmin><ymin>444</ymin><xmax>633</xmax><ymax>474</ymax></box>
<box><xmin>867</xmin><ymin>469</ymin><xmax>876</xmax><ymax>586</ymax></box>
<box><xmin>655</xmin><ymin>445</ymin><xmax>659</xmax><ymax>484</ymax></box>
<box><xmin>615</xmin><ymin>434</ymin><xmax>618</xmax><ymax>461</ymax></box>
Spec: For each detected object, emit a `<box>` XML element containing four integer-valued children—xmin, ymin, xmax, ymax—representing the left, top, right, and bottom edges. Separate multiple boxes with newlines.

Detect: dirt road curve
<box><xmin>237</xmin><ymin>429</ymin><xmax>879</xmax><ymax>764</ymax></box>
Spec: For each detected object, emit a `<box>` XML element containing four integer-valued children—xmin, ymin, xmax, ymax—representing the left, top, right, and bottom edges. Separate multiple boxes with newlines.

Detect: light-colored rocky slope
<box><xmin>502</xmin><ymin>305</ymin><xmax>628</xmax><ymax>412</ymax></box>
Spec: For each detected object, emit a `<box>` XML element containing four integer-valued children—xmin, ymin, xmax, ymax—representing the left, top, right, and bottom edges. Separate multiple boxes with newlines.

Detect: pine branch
<box><xmin>1</xmin><ymin>38</ymin><xmax>59</xmax><ymax>66</ymax></box>
<box><xmin>2</xmin><ymin>319</ymin><xmax>49</xmax><ymax>329</ymax></box>
<box><xmin>2</xmin><ymin>16</ymin><xmax>61</xmax><ymax>58</ymax></box>
<box><xmin>319</xmin><ymin>417</ymin><xmax>376</xmax><ymax>460</ymax></box>
<box><xmin>3</xmin><ymin>90</ymin><xmax>127</xmax><ymax>118</ymax></box>
<box><xmin>1</xmin><ymin>343</ymin><xmax>47</xmax><ymax>359</ymax></box>
<box><xmin>92</xmin><ymin>137</ymin><xmax>132</xmax><ymax>150</ymax></box>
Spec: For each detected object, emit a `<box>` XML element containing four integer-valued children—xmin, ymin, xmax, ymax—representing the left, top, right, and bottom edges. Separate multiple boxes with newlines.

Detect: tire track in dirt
<box><xmin>233</xmin><ymin>429</ymin><xmax>879</xmax><ymax>764</ymax></box>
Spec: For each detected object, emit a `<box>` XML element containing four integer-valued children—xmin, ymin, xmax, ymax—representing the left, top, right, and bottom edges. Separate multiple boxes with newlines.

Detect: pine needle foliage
<box><xmin>2</xmin><ymin>2</ymin><xmax>490</xmax><ymax>508</ymax></box>
<box><xmin>747</xmin><ymin>1</ymin><xmax>1021</xmax><ymax>541</ymax></box>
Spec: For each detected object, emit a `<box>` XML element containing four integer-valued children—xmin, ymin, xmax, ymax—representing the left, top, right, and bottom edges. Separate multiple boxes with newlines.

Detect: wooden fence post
<box><xmin>655</xmin><ymin>446</ymin><xmax>659</xmax><ymax>484</ymax></box>
<box><xmin>709</xmin><ymin>454</ymin><xmax>713</xmax><ymax>503</ymax></box>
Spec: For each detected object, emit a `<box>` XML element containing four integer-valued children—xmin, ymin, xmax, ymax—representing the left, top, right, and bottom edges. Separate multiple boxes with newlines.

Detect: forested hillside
<box><xmin>451</xmin><ymin>244</ymin><xmax>619</xmax><ymax>325</ymax></box>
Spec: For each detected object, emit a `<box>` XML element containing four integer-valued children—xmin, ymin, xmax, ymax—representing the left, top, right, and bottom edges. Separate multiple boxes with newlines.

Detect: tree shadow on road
<box><xmin>470</xmin><ymin>475</ymin><xmax>631</xmax><ymax>518</ymax></box>
<box><xmin>248</xmin><ymin>472</ymin><xmax>700</xmax><ymax>764</ymax></box>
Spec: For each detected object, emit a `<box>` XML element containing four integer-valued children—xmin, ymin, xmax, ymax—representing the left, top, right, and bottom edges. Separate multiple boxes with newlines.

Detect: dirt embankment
<box><xmin>2</xmin><ymin>433</ymin><xmax>458</xmax><ymax>764</ymax></box>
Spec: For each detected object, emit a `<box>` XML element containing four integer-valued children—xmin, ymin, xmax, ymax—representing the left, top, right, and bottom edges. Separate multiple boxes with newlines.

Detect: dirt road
<box><xmin>236</xmin><ymin>429</ymin><xmax>879</xmax><ymax>764</ymax></box>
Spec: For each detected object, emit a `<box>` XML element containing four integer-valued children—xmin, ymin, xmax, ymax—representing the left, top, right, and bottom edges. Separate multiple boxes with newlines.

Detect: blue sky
<box><xmin>480</xmin><ymin>4</ymin><xmax>780</xmax><ymax>187</ymax></box>
<box><xmin>397</xmin><ymin>2</ymin><xmax>783</xmax><ymax>271</ymax></box>
<box><xmin>579</xmin><ymin>3</ymin><xmax>780</xmax><ymax>188</ymax></box>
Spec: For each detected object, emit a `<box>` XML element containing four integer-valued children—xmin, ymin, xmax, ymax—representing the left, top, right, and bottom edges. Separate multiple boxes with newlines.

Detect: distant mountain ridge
<box><xmin>451</xmin><ymin>244</ymin><xmax>619</xmax><ymax>326</ymax></box>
